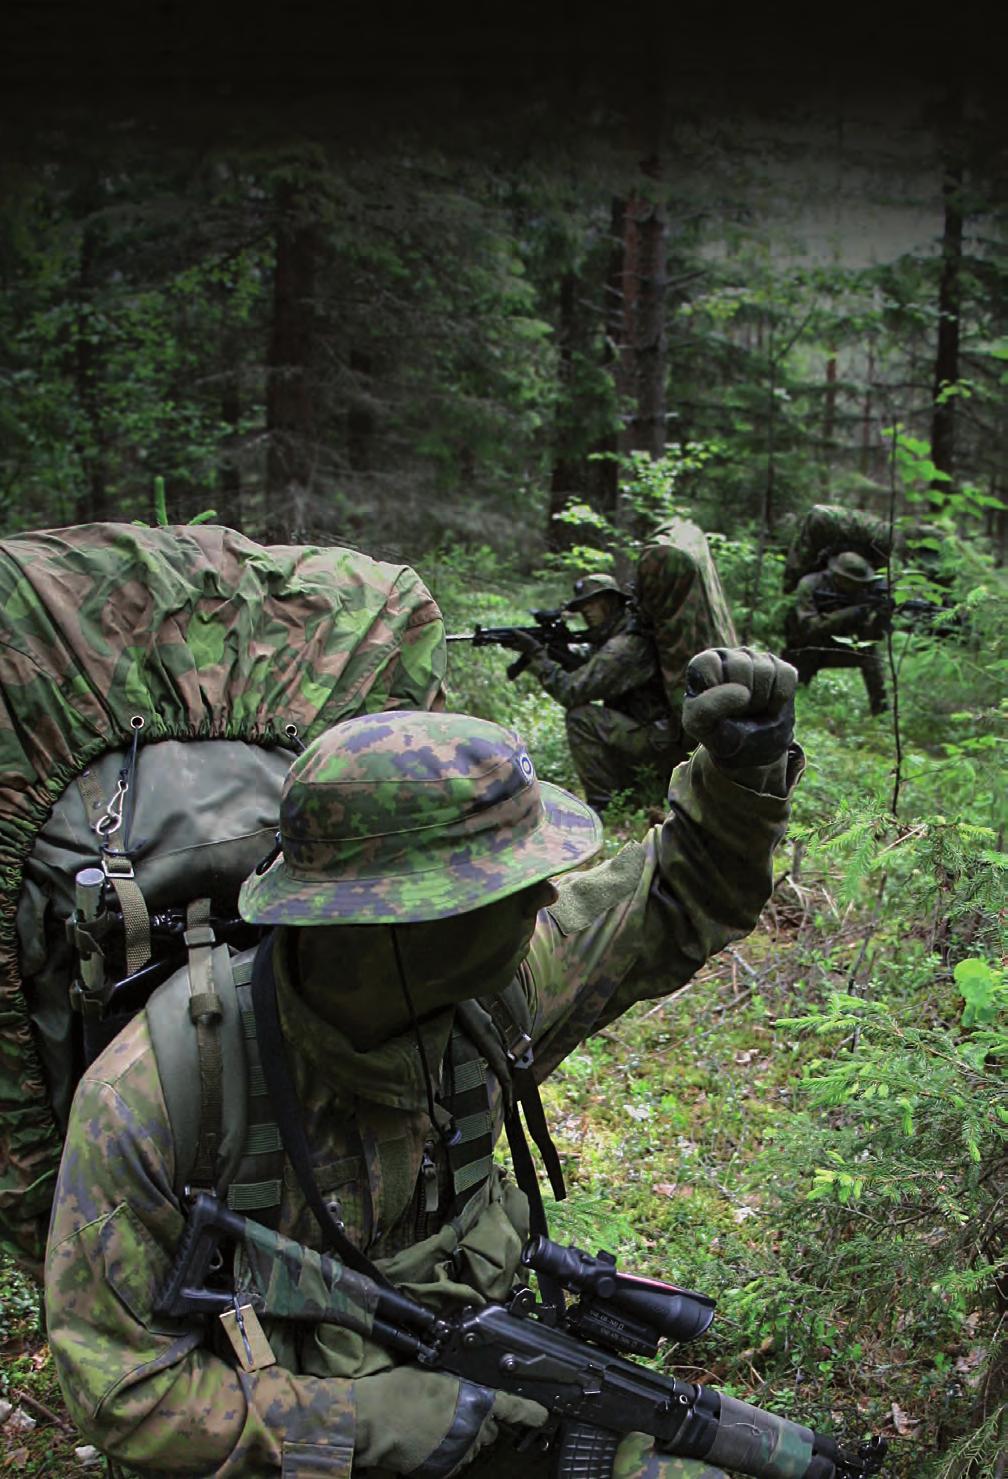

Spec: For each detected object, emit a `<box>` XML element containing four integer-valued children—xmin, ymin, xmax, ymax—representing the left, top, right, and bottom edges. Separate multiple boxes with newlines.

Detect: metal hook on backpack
<box><xmin>95</xmin><ymin>777</ymin><xmax>128</xmax><ymax>840</ymax></box>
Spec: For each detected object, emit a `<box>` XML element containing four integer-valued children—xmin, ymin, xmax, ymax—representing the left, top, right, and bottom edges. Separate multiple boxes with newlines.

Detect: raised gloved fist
<box><xmin>681</xmin><ymin>647</ymin><xmax>797</xmax><ymax>769</ymax></box>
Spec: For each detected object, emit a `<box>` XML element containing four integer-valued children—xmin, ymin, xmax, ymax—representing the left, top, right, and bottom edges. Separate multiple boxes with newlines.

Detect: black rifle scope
<box><xmin>522</xmin><ymin>1236</ymin><xmax>716</xmax><ymax>1352</ymax></box>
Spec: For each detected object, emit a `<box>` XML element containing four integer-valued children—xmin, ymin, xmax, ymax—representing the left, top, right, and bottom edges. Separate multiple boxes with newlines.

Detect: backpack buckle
<box><xmin>68</xmin><ymin>981</ymin><xmax>104</xmax><ymax>1018</ymax></box>
<box><xmin>507</xmin><ymin>1033</ymin><xmax>534</xmax><ymax>1071</ymax></box>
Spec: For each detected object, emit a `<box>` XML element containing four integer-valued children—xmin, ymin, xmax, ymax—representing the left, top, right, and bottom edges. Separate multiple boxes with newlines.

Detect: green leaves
<box><xmin>954</xmin><ymin>957</ymin><xmax>1007</xmax><ymax>1028</ymax></box>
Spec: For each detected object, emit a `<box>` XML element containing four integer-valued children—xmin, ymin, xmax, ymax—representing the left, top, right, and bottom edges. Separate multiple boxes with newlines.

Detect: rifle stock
<box><xmin>156</xmin><ymin>1197</ymin><xmax>887</xmax><ymax>1479</ymax></box>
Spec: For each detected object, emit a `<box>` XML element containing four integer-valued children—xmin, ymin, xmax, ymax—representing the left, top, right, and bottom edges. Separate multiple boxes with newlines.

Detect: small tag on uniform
<box><xmin>220</xmin><ymin>1302</ymin><xmax>276</xmax><ymax>1372</ymax></box>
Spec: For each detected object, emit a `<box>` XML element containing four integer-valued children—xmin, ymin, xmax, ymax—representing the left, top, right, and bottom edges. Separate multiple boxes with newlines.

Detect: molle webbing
<box><xmin>444</xmin><ymin>1034</ymin><xmax>494</xmax><ymax>1216</ymax></box>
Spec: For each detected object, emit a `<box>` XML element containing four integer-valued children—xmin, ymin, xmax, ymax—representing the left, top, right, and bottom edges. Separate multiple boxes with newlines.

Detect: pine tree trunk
<box><xmin>588</xmin><ymin>197</ymin><xmax>626</xmax><ymax>519</ymax></box>
<box><xmin>219</xmin><ymin>365</ymin><xmax>243</xmax><ymax>528</ymax></box>
<box><xmin>73</xmin><ymin>223</ymin><xmax>109</xmax><ymax>522</ymax></box>
<box><xmin>347</xmin><ymin>348</ymin><xmax>375</xmax><ymax>471</ymax></box>
<box><xmin>930</xmin><ymin>156</ymin><xmax>964</xmax><ymax>485</ymax></box>
<box><xmin>616</xmin><ymin>189</ymin><xmax>668</xmax><ymax>461</ymax></box>
<box><xmin>822</xmin><ymin>351</ymin><xmax>837</xmax><ymax>491</ymax></box>
<box><xmin>615</xmin><ymin>179</ymin><xmax>667</xmax><ymax>540</ymax></box>
<box><xmin>266</xmin><ymin>179</ymin><xmax>318</xmax><ymax>539</ymax></box>
<box><xmin>631</xmin><ymin>188</ymin><xmax>667</xmax><ymax>461</ymax></box>
<box><xmin>546</xmin><ymin>272</ymin><xmax>581</xmax><ymax>549</ymax></box>
<box><xmin>860</xmin><ymin>343</ymin><xmax>875</xmax><ymax>477</ymax></box>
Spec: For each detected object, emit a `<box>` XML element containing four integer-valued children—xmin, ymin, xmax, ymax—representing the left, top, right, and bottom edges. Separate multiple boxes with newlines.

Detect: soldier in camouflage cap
<box><xmin>46</xmin><ymin>651</ymin><xmax>802</xmax><ymax>1478</ymax></box>
<box><xmin>565</xmin><ymin>571</ymin><xmax>629</xmax><ymax>614</ymax></box>
<box><xmin>506</xmin><ymin>572</ymin><xmax>679</xmax><ymax>812</ymax></box>
<box><xmin>238</xmin><ymin>710</ymin><xmax>602</xmax><ymax>926</ymax></box>
<box><xmin>782</xmin><ymin>549</ymin><xmax>890</xmax><ymax>715</ymax></box>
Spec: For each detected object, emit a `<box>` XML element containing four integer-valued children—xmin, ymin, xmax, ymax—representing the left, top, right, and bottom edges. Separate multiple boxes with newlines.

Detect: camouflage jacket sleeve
<box><xmin>526</xmin><ymin>744</ymin><xmax>803</xmax><ymax>1078</ymax></box>
<box><xmin>44</xmin><ymin>1018</ymin><xmax>356</xmax><ymax>1477</ymax></box>
<box><xmin>527</xmin><ymin>631</ymin><xmax>660</xmax><ymax>708</ymax></box>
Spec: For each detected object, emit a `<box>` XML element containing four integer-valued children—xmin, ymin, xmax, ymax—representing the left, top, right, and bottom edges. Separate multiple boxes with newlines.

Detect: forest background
<box><xmin>0</xmin><ymin>10</ymin><xmax>1006</xmax><ymax>1477</ymax></box>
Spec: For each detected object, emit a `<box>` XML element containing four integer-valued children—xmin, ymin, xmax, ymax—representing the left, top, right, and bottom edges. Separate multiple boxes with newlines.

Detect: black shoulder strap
<box><xmin>249</xmin><ymin>933</ymin><xmax>393</xmax><ymax>1288</ymax></box>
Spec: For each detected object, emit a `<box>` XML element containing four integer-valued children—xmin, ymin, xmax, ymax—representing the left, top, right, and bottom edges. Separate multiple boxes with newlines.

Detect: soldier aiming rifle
<box><xmin>447</xmin><ymin>608</ymin><xmax>587</xmax><ymax>681</ymax></box>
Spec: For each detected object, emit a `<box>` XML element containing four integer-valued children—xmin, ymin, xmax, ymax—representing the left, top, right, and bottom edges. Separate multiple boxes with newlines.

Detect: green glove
<box><xmin>681</xmin><ymin>647</ymin><xmax>796</xmax><ymax>770</ymax></box>
<box><xmin>354</xmin><ymin>1366</ymin><xmax>549</xmax><ymax>1476</ymax></box>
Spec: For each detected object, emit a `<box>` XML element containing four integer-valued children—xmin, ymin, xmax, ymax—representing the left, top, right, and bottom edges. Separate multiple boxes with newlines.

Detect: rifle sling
<box><xmin>249</xmin><ymin>933</ymin><xmax>393</xmax><ymax>1288</ymax></box>
<box><xmin>504</xmin><ymin>1102</ymin><xmax>565</xmax><ymax>1315</ymax></box>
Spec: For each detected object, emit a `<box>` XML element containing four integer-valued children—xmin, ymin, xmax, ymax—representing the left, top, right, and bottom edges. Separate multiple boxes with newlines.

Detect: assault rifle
<box><xmin>157</xmin><ymin>1195</ymin><xmax>887</xmax><ymax>1479</ymax></box>
<box><xmin>811</xmin><ymin>581</ymin><xmax>895</xmax><ymax>622</ymax></box>
<box><xmin>811</xmin><ymin>582</ymin><xmax>952</xmax><ymax>631</ymax></box>
<box><xmin>447</xmin><ymin>608</ymin><xmax>586</xmax><ymax>679</ymax></box>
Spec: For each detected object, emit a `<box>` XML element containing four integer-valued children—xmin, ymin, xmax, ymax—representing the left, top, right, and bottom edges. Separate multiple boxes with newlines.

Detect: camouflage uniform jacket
<box><xmin>45</xmin><ymin>745</ymin><xmax>802</xmax><ymax>1477</ymax></box>
<box><xmin>527</xmin><ymin>609</ymin><xmax>668</xmax><ymax>723</ymax></box>
<box><xmin>788</xmin><ymin>571</ymin><xmax>881</xmax><ymax>646</ymax></box>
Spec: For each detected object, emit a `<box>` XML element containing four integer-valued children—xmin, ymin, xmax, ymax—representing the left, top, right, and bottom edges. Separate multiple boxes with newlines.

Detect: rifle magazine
<box><xmin>554</xmin><ymin>1422</ymin><xmax>621</xmax><ymax>1479</ymax></box>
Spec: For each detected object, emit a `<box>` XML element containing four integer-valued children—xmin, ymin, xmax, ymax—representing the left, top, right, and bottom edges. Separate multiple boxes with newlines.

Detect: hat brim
<box><xmin>564</xmin><ymin>591</ymin><xmax>627</xmax><ymax>612</ymax></box>
<box><xmin>238</xmin><ymin>781</ymin><xmax>603</xmax><ymax>926</ymax></box>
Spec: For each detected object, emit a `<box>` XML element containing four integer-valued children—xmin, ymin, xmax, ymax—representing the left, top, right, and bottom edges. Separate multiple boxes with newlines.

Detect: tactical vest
<box><xmin>146</xmin><ymin>937</ymin><xmax>537</xmax><ymax>1235</ymax></box>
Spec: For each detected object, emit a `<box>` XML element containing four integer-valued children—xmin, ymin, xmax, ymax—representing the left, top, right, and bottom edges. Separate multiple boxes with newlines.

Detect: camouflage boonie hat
<box><xmin>238</xmin><ymin>710</ymin><xmax>603</xmax><ymax>925</ymax></box>
<box><xmin>827</xmin><ymin>550</ymin><xmax>878</xmax><ymax>584</ymax></box>
<box><xmin>565</xmin><ymin>572</ymin><xmax>628</xmax><ymax>611</ymax></box>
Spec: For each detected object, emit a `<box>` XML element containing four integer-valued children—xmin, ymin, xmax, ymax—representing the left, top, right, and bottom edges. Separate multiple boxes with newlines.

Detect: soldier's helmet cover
<box><xmin>239</xmin><ymin>710</ymin><xmax>603</xmax><ymax>926</ymax></box>
<box><xmin>565</xmin><ymin>572</ymin><xmax>628</xmax><ymax>612</ymax></box>
<box><xmin>827</xmin><ymin>550</ymin><xmax>878</xmax><ymax>584</ymax></box>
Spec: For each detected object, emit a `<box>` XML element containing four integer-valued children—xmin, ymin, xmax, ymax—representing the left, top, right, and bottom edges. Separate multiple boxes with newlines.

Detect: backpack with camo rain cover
<box><xmin>0</xmin><ymin>522</ymin><xmax>445</xmax><ymax>1271</ymax></box>
<box><xmin>634</xmin><ymin>517</ymin><xmax>738</xmax><ymax>717</ymax></box>
<box><xmin>782</xmin><ymin>503</ymin><xmax>892</xmax><ymax>593</ymax></box>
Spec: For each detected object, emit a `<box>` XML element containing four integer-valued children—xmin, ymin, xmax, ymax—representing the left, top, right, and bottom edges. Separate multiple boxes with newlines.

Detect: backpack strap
<box><xmin>183</xmin><ymin>900</ymin><xmax>224</xmax><ymax>1192</ymax></box>
<box><xmin>147</xmin><ymin>939</ymin><xmax>248</xmax><ymax>1204</ymax></box>
<box><xmin>483</xmin><ymin>981</ymin><xmax>566</xmax><ymax>1202</ymax></box>
<box><xmin>228</xmin><ymin>966</ymin><xmax>285</xmax><ymax>1222</ymax></box>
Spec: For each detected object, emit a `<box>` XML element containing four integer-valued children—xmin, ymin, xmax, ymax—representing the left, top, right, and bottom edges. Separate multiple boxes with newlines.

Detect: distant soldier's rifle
<box><xmin>447</xmin><ymin>608</ymin><xmax>585</xmax><ymax>679</ymax></box>
<box><xmin>157</xmin><ymin>1194</ymin><xmax>887</xmax><ymax>1479</ymax></box>
<box><xmin>812</xmin><ymin>582</ymin><xmax>945</xmax><ymax>628</ymax></box>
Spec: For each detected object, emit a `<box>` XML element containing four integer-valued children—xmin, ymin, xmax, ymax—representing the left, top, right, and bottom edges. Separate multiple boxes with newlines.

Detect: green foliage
<box><xmin>548</xmin><ymin>444</ymin><xmax>723</xmax><ymax>575</ymax></box>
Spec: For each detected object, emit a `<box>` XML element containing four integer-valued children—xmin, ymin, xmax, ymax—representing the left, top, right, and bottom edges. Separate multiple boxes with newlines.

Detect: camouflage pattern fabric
<box><xmin>613</xmin><ymin>1434</ymin><xmax>728</xmax><ymax>1479</ymax></box>
<box><xmin>239</xmin><ymin>711</ymin><xmax>603</xmax><ymax>925</ymax></box>
<box><xmin>527</xmin><ymin>607</ymin><xmax>669</xmax><ymax>726</ymax></box>
<box><xmin>0</xmin><ymin>523</ymin><xmax>445</xmax><ymax>1268</ymax></box>
<box><xmin>236</xmin><ymin>1217</ymin><xmax>381</xmax><ymax>1333</ymax></box>
<box><xmin>45</xmin><ymin>739</ymin><xmax>803</xmax><ymax>1475</ymax></box>
<box><xmin>565</xmin><ymin>704</ymin><xmax>689</xmax><ymax>812</ymax></box>
<box><xmin>783</xmin><ymin>570</ymin><xmax>887</xmax><ymax>715</ymax></box>
<box><xmin>781</xmin><ymin>503</ymin><xmax>891</xmax><ymax>592</ymax></box>
<box><xmin>634</xmin><ymin>520</ymin><xmax>738</xmax><ymax>716</ymax></box>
